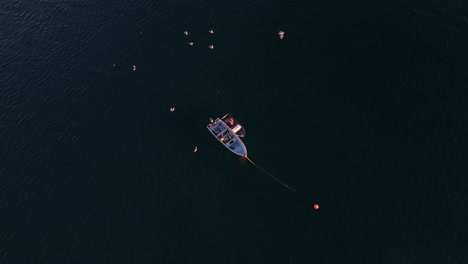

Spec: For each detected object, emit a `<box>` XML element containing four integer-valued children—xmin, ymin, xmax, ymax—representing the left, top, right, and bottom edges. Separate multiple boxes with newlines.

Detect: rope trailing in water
<box><xmin>243</xmin><ymin>154</ymin><xmax>355</xmax><ymax>264</ymax></box>
<box><xmin>244</xmin><ymin>155</ymin><xmax>295</xmax><ymax>192</ymax></box>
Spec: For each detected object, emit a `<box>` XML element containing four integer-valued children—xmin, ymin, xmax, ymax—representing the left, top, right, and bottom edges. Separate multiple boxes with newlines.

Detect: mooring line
<box><xmin>244</xmin><ymin>155</ymin><xmax>295</xmax><ymax>192</ymax></box>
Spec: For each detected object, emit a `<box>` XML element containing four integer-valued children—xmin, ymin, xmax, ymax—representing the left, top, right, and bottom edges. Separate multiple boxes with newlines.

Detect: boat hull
<box><xmin>207</xmin><ymin>115</ymin><xmax>247</xmax><ymax>156</ymax></box>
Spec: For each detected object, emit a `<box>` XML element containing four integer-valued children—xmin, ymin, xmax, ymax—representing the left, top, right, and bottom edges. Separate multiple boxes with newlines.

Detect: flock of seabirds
<box><xmin>115</xmin><ymin>28</ymin><xmax>285</xmax><ymax>106</ymax></box>
<box><xmin>183</xmin><ymin>29</ymin><xmax>285</xmax><ymax>48</ymax></box>
<box><xmin>113</xmin><ymin>30</ymin><xmax>285</xmax><ymax>71</ymax></box>
<box><xmin>111</xmin><ymin>29</ymin><xmax>286</xmax><ymax>154</ymax></box>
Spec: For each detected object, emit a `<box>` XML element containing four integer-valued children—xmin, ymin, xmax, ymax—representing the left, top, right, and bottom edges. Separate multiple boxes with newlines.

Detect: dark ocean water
<box><xmin>1</xmin><ymin>0</ymin><xmax>467</xmax><ymax>263</ymax></box>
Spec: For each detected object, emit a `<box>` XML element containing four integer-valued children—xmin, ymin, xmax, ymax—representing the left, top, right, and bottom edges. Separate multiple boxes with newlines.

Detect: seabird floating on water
<box><xmin>278</xmin><ymin>31</ymin><xmax>285</xmax><ymax>40</ymax></box>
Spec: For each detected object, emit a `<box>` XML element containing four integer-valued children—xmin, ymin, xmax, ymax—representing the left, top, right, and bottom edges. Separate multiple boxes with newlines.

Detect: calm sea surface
<box><xmin>1</xmin><ymin>0</ymin><xmax>467</xmax><ymax>263</ymax></box>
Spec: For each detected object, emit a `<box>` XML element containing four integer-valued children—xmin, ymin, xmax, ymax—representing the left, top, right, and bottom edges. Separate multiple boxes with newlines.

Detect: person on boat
<box><xmin>228</xmin><ymin>118</ymin><xmax>234</xmax><ymax>126</ymax></box>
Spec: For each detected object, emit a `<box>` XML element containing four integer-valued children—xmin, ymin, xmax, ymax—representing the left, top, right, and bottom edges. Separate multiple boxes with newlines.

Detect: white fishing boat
<box><xmin>207</xmin><ymin>113</ymin><xmax>247</xmax><ymax>156</ymax></box>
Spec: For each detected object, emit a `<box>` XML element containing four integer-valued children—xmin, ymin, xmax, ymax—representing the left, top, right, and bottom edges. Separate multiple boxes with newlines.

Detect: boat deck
<box><xmin>221</xmin><ymin>113</ymin><xmax>245</xmax><ymax>137</ymax></box>
<box><xmin>207</xmin><ymin>115</ymin><xmax>247</xmax><ymax>156</ymax></box>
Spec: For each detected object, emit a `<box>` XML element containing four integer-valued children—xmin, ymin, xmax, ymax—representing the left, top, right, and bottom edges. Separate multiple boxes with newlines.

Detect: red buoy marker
<box><xmin>313</xmin><ymin>204</ymin><xmax>320</xmax><ymax>210</ymax></box>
